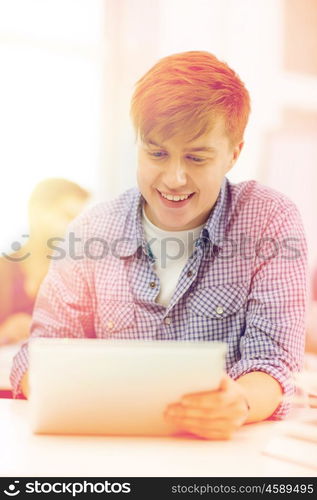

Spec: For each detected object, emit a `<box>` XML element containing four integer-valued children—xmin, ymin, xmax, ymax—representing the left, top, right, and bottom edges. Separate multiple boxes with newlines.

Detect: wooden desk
<box><xmin>0</xmin><ymin>400</ymin><xmax>315</xmax><ymax>477</ymax></box>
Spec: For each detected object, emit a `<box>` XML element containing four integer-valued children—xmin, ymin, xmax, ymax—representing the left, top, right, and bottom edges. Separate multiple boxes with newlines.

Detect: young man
<box><xmin>11</xmin><ymin>51</ymin><xmax>307</xmax><ymax>440</ymax></box>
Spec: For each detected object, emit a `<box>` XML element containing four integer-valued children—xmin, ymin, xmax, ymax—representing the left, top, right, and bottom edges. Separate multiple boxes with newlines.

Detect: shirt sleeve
<box><xmin>228</xmin><ymin>202</ymin><xmax>308</xmax><ymax>419</ymax></box>
<box><xmin>10</xmin><ymin>217</ymin><xmax>95</xmax><ymax>398</ymax></box>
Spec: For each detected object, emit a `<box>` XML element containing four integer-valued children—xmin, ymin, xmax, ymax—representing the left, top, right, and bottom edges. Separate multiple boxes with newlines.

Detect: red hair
<box><xmin>130</xmin><ymin>51</ymin><xmax>251</xmax><ymax>145</ymax></box>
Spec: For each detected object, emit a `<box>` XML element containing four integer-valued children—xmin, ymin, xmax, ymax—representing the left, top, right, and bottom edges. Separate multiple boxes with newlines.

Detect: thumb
<box><xmin>218</xmin><ymin>374</ymin><xmax>231</xmax><ymax>392</ymax></box>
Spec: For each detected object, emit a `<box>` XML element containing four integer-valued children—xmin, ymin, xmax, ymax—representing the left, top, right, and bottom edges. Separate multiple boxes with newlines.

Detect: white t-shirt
<box><xmin>142</xmin><ymin>207</ymin><xmax>204</xmax><ymax>307</ymax></box>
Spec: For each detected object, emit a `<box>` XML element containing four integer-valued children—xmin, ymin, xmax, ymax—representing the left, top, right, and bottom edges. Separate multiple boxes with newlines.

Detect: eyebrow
<box><xmin>146</xmin><ymin>139</ymin><xmax>216</xmax><ymax>153</ymax></box>
<box><xmin>184</xmin><ymin>146</ymin><xmax>217</xmax><ymax>153</ymax></box>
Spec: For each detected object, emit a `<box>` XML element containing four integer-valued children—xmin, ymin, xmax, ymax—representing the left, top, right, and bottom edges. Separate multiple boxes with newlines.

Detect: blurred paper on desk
<box><xmin>294</xmin><ymin>370</ymin><xmax>317</xmax><ymax>408</ymax></box>
<box><xmin>263</xmin><ymin>406</ymin><xmax>317</xmax><ymax>472</ymax></box>
<box><xmin>295</xmin><ymin>371</ymin><xmax>317</xmax><ymax>397</ymax></box>
<box><xmin>263</xmin><ymin>435</ymin><xmax>317</xmax><ymax>472</ymax></box>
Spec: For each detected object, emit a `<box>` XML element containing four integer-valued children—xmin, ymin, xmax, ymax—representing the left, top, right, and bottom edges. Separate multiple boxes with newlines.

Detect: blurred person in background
<box><xmin>0</xmin><ymin>178</ymin><xmax>90</xmax><ymax>346</ymax></box>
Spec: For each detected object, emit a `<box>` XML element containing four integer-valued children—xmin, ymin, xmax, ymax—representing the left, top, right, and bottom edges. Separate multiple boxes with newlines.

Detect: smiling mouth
<box><xmin>157</xmin><ymin>190</ymin><xmax>195</xmax><ymax>202</ymax></box>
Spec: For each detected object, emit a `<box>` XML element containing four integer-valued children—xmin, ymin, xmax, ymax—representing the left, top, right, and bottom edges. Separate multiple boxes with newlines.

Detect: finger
<box><xmin>166</xmin><ymin>397</ymin><xmax>248</xmax><ymax>421</ymax></box>
<box><xmin>218</xmin><ymin>374</ymin><xmax>232</xmax><ymax>391</ymax></box>
<box><xmin>181</xmin><ymin>393</ymin><xmax>223</xmax><ymax>409</ymax></box>
<box><xmin>181</xmin><ymin>375</ymin><xmax>232</xmax><ymax>401</ymax></box>
<box><xmin>164</xmin><ymin>413</ymin><xmax>236</xmax><ymax>432</ymax></box>
<box><xmin>181</xmin><ymin>376</ymin><xmax>236</xmax><ymax>408</ymax></box>
<box><xmin>165</xmin><ymin>406</ymin><xmax>247</xmax><ymax>432</ymax></box>
<box><xmin>165</xmin><ymin>403</ymin><xmax>232</xmax><ymax>421</ymax></box>
<box><xmin>165</xmin><ymin>403</ymin><xmax>215</xmax><ymax>419</ymax></box>
<box><xmin>181</xmin><ymin>389</ymin><xmax>235</xmax><ymax>409</ymax></box>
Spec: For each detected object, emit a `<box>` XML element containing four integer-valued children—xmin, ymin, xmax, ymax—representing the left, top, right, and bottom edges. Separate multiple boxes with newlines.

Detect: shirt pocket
<box><xmin>97</xmin><ymin>300</ymin><xmax>136</xmax><ymax>338</ymax></box>
<box><xmin>184</xmin><ymin>283</ymin><xmax>248</xmax><ymax>342</ymax></box>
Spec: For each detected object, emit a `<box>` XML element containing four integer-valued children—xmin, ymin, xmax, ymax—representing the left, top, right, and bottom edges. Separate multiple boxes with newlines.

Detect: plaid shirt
<box><xmin>11</xmin><ymin>177</ymin><xmax>308</xmax><ymax>418</ymax></box>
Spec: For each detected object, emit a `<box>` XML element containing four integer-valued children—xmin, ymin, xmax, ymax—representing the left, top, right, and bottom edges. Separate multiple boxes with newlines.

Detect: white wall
<box><xmin>0</xmin><ymin>0</ymin><xmax>104</xmax><ymax>252</ymax></box>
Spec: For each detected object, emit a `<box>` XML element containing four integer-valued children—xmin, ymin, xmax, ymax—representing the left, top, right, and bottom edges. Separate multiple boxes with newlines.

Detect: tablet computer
<box><xmin>28</xmin><ymin>337</ymin><xmax>227</xmax><ymax>436</ymax></box>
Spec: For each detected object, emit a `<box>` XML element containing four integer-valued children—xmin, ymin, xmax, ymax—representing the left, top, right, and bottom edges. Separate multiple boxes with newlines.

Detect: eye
<box><xmin>148</xmin><ymin>151</ymin><xmax>167</xmax><ymax>159</ymax></box>
<box><xmin>187</xmin><ymin>155</ymin><xmax>205</xmax><ymax>163</ymax></box>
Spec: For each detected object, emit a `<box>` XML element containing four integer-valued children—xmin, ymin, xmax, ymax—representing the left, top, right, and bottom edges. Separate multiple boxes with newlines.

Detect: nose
<box><xmin>162</xmin><ymin>160</ymin><xmax>187</xmax><ymax>189</ymax></box>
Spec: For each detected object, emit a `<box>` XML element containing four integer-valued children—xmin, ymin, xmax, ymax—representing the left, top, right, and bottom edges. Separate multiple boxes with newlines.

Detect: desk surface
<box><xmin>0</xmin><ymin>400</ymin><xmax>315</xmax><ymax>477</ymax></box>
<box><xmin>0</xmin><ymin>344</ymin><xmax>20</xmax><ymax>390</ymax></box>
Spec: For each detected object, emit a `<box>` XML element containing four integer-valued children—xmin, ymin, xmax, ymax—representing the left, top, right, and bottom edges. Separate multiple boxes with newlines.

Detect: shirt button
<box><xmin>149</xmin><ymin>281</ymin><xmax>157</xmax><ymax>288</ymax></box>
<box><xmin>216</xmin><ymin>306</ymin><xmax>224</xmax><ymax>315</ymax></box>
<box><xmin>164</xmin><ymin>317</ymin><xmax>172</xmax><ymax>325</ymax></box>
<box><xmin>187</xmin><ymin>270</ymin><xmax>193</xmax><ymax>277</ymax></box>
<box><xmin>107</xmin><ymin>320</ymin><xmax>115</xmax><ymax>329</ymax></box>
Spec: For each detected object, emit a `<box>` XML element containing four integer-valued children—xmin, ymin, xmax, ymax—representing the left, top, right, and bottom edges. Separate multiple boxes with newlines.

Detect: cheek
<box><xmin>137</xmin><ymin>159</ymin><xmax>157</xmax><ymax>191</ymax></box>
<box><xmin>194</xmin><ymin>169</ymin><xmax>223</xmax><ymax>202</ymax></box>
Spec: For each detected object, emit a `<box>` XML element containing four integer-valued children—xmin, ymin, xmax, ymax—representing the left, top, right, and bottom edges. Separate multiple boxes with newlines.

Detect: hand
<box><xmin>0</xmin><ymin>313</ymin><xmax>32</xmax><ymax>345</ymax></box>
<box><xmin>164</xmin><ymin>375</ymin><xmax>250</xmax><ymax>440</ymax></box>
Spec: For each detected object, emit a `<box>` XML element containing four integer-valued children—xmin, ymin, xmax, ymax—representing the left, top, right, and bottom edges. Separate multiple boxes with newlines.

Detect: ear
<box><xmin>225</xmin><ymin>140</ymin><xmax>244</xmax><ymax>173</ymax></box>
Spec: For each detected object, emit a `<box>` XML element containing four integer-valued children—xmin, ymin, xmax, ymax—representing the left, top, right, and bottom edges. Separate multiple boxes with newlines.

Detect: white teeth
<box><xmin>160</xmin><ymin>192</ymin><xmax>191</xmax><ymax>201</ymax></box>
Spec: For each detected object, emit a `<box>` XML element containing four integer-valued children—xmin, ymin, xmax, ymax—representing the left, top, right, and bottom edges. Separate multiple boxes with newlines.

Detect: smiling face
<box><xmin>137</xmin><ymin>118</ymin><xmax>243</xmax><ymax>231</ymax></box>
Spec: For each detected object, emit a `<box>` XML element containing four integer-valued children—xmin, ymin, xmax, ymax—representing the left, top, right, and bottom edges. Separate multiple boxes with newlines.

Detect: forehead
<box><xmin>142</xmin><ymin>118</ymin><xmax>229</xmax><ymax>151</ymax></box>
